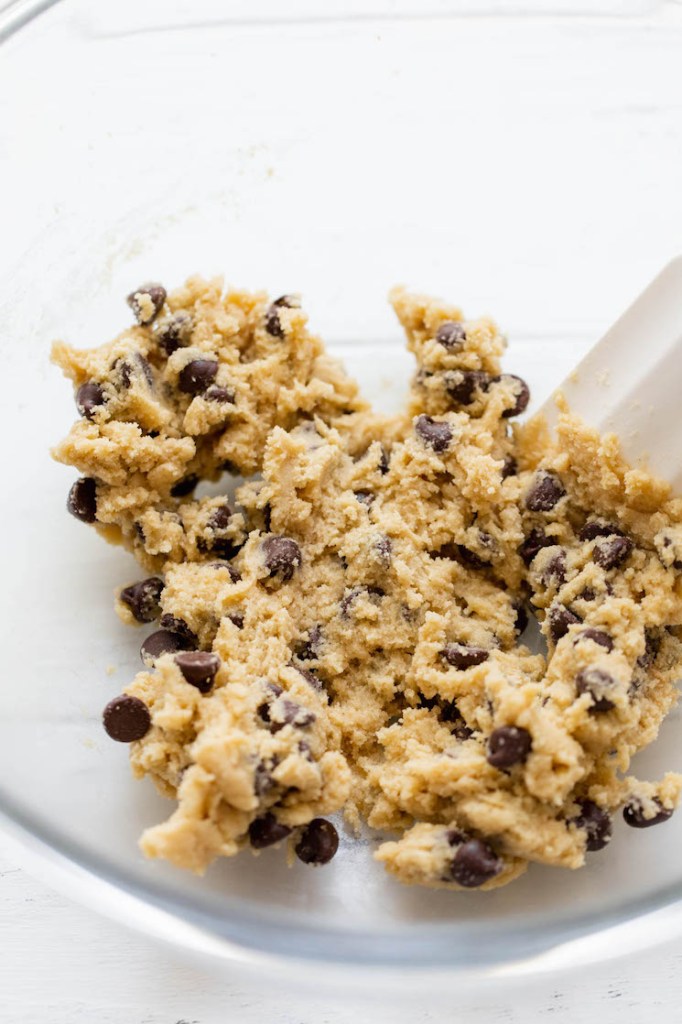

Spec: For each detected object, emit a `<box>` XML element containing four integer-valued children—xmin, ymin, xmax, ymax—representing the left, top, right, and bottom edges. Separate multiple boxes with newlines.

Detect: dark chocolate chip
<box><xmin>490</xmin><ymin>374</ymin><xmax>530</xmax><ymax>418</ymax></box>
<box><xmin>340</xmin><ymin>585</ymin><xmax>384</xmax><ymax>617</ymax></box>
<box><xmin>576</xmin><ymin>668</ymin><xmax>617</xmax><ymax>713</ymax></box>
<box><xmin>136</xmin><ymin>353</ymin><xmax>154</xmax><ymax>387</ymax></box>
<box><xmin>525</xmin><ymin>471</ymin><xmax>566</xmax><ymax>512</ymax></box>
<box><xmin>541</xmin><ymin>549</ymin><xmax>567</xmax><ymax>586</ymax></box>
<box><xmin>297</xmin><ymin>624</ymin><xmax>323</xmax><ymax>661</ymax></box>
<box><xmin>579</xmin><ymin>520</ymin><xmax>623</xmax><ymax>542</ymax></box>
<box><xmin>439</xmin><ymin>701</ymin><xmax>474</xmax><ymax>739</ymax></box>
<box><xmin>456</xmin><ymin>544</ymin><xmax>491</xmax><ymax>570</ymax></box>
<box><xmin>170</xmin><ymin>474</ymin><xmax>199</xmax><ymax>498</ymax></box>
<box><xmin>157</xmin><ymin>311</ymin><xmax>193</xmax><ymax>355</ymax></box>
<box><xmin>204</xmin><ymin>385</ymin><xmax>235</xmax><ymax>404</ymax></box>
<box><xmin>637</xmin><ymin>628</ymin><xmax>660</xmax><ymax>670</ymax></box>
<box><xmin>579</xmin><ymin>587</ymin><xmax>597</xmax><ymax>603</ymax></box>
<box><xmin>262</xmin><ymin>536</ymin><xmax>302</xmax><ymax>581</ymax></box>
<box><xmin>294</xmin><ymin>818</ymin><xmax>339</xmax><ymax>865</ymax></box>
<box><xmin>415</xmin><ymin>415</ymin><xmax>452</xmax><ymax>453</ymax></box>
<box><xmin>501</xmin><ymin>455</ymin><xmax>518</xmax><ymax>479</ymax></box>
<box><xmin>209</xmin><ymin>561</ymin><xmax>241</xmax><ymax>583</ymax></box>
<box><xmin>174</xmin><ymin>651</ymin><xmax>220</xmax><ymax>693</ymax></box>
<box><xmin>435</xmin><ymin>320</ymin><xmax>466</xmax><ymax>350</ymax></box>
<box><xmin>293</xmin><ymin>663</ymin><xmax>325</xmax><ymax>693</ymax></box>
<box><xmin>228</xmin><ymin>612</ymin><xmax>244</xmax><ymax>629</ymax></box>
<box><xmin>378</xmin><ymin>446</ymin><xmax>390</xmax><ymax>474</ymax></box>
<box><xmin>593</xmin><ymin>535</ymin><xmax>634</xmax><ymax>570</ymax></box>
<box><xmin>103</xmin><ymin>694</ymin><xmax>151</xmax><ymax>742</ymax></box>
<box><xmin>264</xmin><ymin>295</ymin><xmax>299</xmax><ymax>338</ymax></box>
<box><xmin>445</xmin><ymin>370</ymin><xmax>490</xmax><ymax>406</ymax></box>
<box><xmin>487</xmin><ymin>725</ymin><xmax>532</xmax><ymax>768</ymax></box>
<box><xmin>354</xmin><ymin>490</ymin><xmax>375</xmax><ymax>506</ymax></box>
<box><xmin>178</xmin><ymin>359</ymin><xmax>219</xmax><ymax>395</ymax></box>
<box><xmin>279</xmin><ymin>698</ymin><xmax>316</xmax><ymax>728</ymax></box>
<box><xmin>574</xmin><ymin>628</ymin><xmax>613</xmax><ymax>652</ymax></box>
<box><xmin>116</xmin><ymin>359</ymin><xmax>133</xmax><ymax>389</ymax></box>
<box><xmin>570</xmin><ymin>799</ymin><xmax>612</xmax><ymax>851</ymax></box>
<box><xmin>448</xmin><ymin>837</ymin><xmax>502</xmax><ymax>888</ymax></box>
<box><xmin>140</xmin><ymin>629</ymin><xmax>192</xmax><ymax>665</ymax></box>
<box><xmin>623</xmin><ymin>798</ymin><xmax>673</xmax><ymax>828</ymax></box>
<box><xmin>119</xmin><ymin>577</ymin><xmax>164</xmax><ymax>623</ymax></box>
<box><xmin>254</xmin><ymin>759</ymin><xmax>277</xmax><ymax>797</ymax></box>
<box><xmin>548</xmin><ymin>604</ymin><xmax>581</xmax><ymax>643</ymax></box>
<box><xmin>248</xmin><ymin>813</ymin><xmax>292</xmax><ymax>849</ymax></box>
<box><xmin>159</xmin><ymin>614</ymin><xmax>198</xmax><ymax>645</ymax></box>
<box><xmin>376</xmin><ymin>535</ymin><xmax>392</xmax><ymax>563</ymax></box>
<box><xmin>127</xmin><ymin>283</ymin><xmax>166</xmax><ymax>325</ymax></box>
<box><xmin>67</xmin><ymin>478</ymin><xmax>97</xmax><ymax>523</ymax></box>
<box><xmin>441</xmin><ymin>643</ymin><xmax>489</xmax><ymax>669</ymax></box>
<box><xmin>519</xmin><ymin>527</ymin><xmax>555</xmax><ymax>565</ymax></box>
<box><xmin>514</xmin><ymin>603</ymin><xmax>529</xmax><ymax>635</ymax></box>
<box><xmin>76</xmin><ymin>381</ymin><xmax>105</xmax><ymax>420</ymax></box>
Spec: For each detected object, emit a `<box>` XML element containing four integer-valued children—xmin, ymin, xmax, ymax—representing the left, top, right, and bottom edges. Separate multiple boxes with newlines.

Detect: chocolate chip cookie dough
<box><xmin>52</xmin><ymin>278</ymin><xmax>682</xmax><ymax>890</ymax></box>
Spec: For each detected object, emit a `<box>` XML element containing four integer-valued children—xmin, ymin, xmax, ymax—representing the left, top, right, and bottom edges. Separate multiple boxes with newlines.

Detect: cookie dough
<box><xmin>52</xmin><ymin>278</ymin><xmax>682</xmax><ymax>890</ymax></box>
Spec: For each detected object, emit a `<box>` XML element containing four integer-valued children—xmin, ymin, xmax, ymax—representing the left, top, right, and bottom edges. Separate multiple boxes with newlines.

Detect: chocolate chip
<box><xmin>103</xmin><ymin>694</ymin><xmax>151</xmax><ymax>742</ymax></box>
<box><xmin>340</xmin><ymin>585</ymin><xmax>384</xmax><ymax>617</ymax></box>
<box><xmin>170</xmin><ymin>474</ymin><xmax>199</xmax><ymax>498</ymax></box>
<box><xmin>120</xmin><ymin>577</ymin><xmax>164</xmax><ymax>623</ymax></box>
<box><xmin>576</xmin><ymin>668</ymin><xmax>617</xmax><ymax>712</ymax></box>
<box><xmin>593</xmin><ymin>535</ymin><xmax>634</xmax><ymax>570</ymax></box>
<box><xmin>297</xmin><ymin>625</ymin><xmax>323</xmax><ymax>661</ymax></box>
<box><xmin>490</xmin><ymin>374</ymin><xmax>530</xmax><ymax>418</ymax></box>
<box><xmin>548</xmin><ymin>604</ymin><xmax>581</xmax><ymax>643</ymax></box>
<box><xmin>441</xmin><ymin>643</ymin><xmax>489</xmax><ymax>669</ymax></box>
<box><xmin>519</xmin><ymin>527</ymin><xmax>554</xmax><ymax>565</ymax></box>
<box><xmin>293</xmin><ymin>664</ymin><xmax>325</xmax><ymax>693</ymax></box>
<box><xmin>448</xmin><ymin>837</ymin><xmax>502</xmax><ymax>888</ymax></box>
<box><xmin>127</xmin><ymin>283</ymin><xmax>166</xmax><ymax>325</ymax></box>
<box><xmin>435</xmin><ymin>321</ymin><xmax>466</xmax><ymax>350</ymax></box>
<box><xmin>415</xmin><ymin>415</ymin><xmax>452</xmax><ymax>453</ymax></box>
<box><xmin>159</xmin><ymin>614</ymin><xmax>198</xmax><ymax>645</ymax></box>
<box><xmin>228</xmin><ymin>612</ymin><xmax>244</xmax><ymax>629</ymax></box>
<box><xmin>376</xmin><ymin>535</ymin><xmax>392</xmax><ymax>563</ymax></box>
<box><xmin>174</xmin><ymin>651</ymin><xmax>220</xmax><ymax>693</ymax></box>
<box><xmin>570</xmin><ymin>799</ymin><xmax>612</xmax><ymax>851</ymax></box>
<box><xmin>116</xmin><ymin>359</ymin><xmax>133</xmax><ymax>389</ymax></box>
<box><xmin>264</xmin><ymin>295</ymin><xmax>299</xmax><ymax>338</ymax></box>
<box><xmin>579</xmin><ymin>587</ymin><xmax>596</xmax><ymax>603</ymax></box>
<box><xmin>378</xmin><ymin>446</ymin><xmax>390</xmax><ymax>474</ymax></box>
<box><xmin>541</xmin><ymin>549</ymin><xmax>566</xmax><ymax>585</ymax></box>
<box><xmin>75</xmin><ymin>381</ymin><xmax>105</xmax><ymax>420</ymax></box>
<box><xmin>637</xmin><ymin>628</ymin><xmax>660</xmax><ymax>670</ymax></box>
<box><xmin>354</xmin><ymin>490</ymin><xmax>375</xmax><ymax>506</ymax></box>
<box><xmin>514</xmin><ymin>603</ymin><xmax>529</xmax><ymax>635</ymax></box>
<box><xmin>456</xmin><ymin>544</ymin><xmax>491</xmax><ymax>570</ymax></box>
<box><xmin>294</xmin><ymin>818</ymin><xmax>339</xmax><ymax>865</ymax></box>
<box><xmin>501</xmin><ymin>455</ymin><xmax>518</xmax><ymax>479</ymax></box>
<box><xmin>262</xmin><ymin>536</ymin><xmax>302</xmax><ymax>581</ymax></box>
<box><xmin>140</xmin><ymin>629</ymin><xmax>193</xmax><ymax>665</ymax></box>
<box><xmin>253</xmin><ymin>759</ymin><xmax>277</xmax><ymax>797</ymax></box>
<box><xmin>136</xmin><ymin>353</ymin><xmax>154</xmax><ymax>387</ymax></box>
<box><xmin>67</xmin><ymin>478</ymin><xmax>97</xmax><ymax>523</ymax></box>
<box><xmin>210</xmin><ymin>561</ymin><xmax>241</xmax><ymax>583</ymax></box>
<box><xmin>525</xmin><ymin>471</ymin><xmax>566</xmax><ymax>512</ymax></box>
<box><xmin>178</xmin><ymin>359</ymin><xmax>219</xmax><ymax>396</ymax></box>
<box><xmin>579</xmin><ymin>520</ymin><xmax>623</xmax><ymax>542</ymax></box>
<box><xmin>248</xmin><ymin>813</ymin><xmax>292</xmax><ymax>849</ymax></box>
<box><xmin>157</xmin><ymin>311</ymin><xmax>193</xmax><ymax>355</ymax></box>
<box><xmin>444</xmin><ymin>369</ymin><xmax>490</xmax><ymax>407</ymax></box>
<box><xmin>204</xmin><ymin>385</ymin><xmax>235</xmax><ymax>404</ymax></box>
<box><xmin>574</xmin><ymin>628</ymin><xmax>613</xmax><ymax>652</ymax></box>
<box><xmin>623</xmin><ymin>798</ymin><xmax>673</xmax><ymax>828</ymax></box>
<box><xmin>439</xmin><ymin>702</ymin><xmax>474</xmax><ymax>739</ymax></box>
<box><xmin>487</xmin><ymin>726</ymin><xmax>532</xmax><ymax>769</ymax></box>
<box><xmin>281</xmin><ymin>699</ymin><xmax>316</xmax><ymax>728</ymax></box>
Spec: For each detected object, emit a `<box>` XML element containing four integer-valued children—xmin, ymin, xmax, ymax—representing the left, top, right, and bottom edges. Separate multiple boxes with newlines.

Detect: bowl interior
<box><xmin>2</xmin><ymin>0</ymin><xmax>682</xmax><ymax>970</ymax></box>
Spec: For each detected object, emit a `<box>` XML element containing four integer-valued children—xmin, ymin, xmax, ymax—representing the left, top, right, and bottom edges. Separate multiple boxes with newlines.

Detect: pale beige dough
<box><xmin>52</xmin><ymin>277</ymin><xmax>682</xmax><ymax>890</ymax></box>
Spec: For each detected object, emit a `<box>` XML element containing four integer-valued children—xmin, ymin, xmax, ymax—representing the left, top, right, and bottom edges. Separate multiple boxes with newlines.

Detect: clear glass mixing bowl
<box><xmin>2</xmin><ymin>0</ymin><xmax>682</xmax><ymax>983</ymax></box>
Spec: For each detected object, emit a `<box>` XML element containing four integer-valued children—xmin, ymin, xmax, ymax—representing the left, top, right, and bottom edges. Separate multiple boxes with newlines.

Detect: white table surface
<box><xmin>4</xmin><ymin>1</ymin><xmax>682</xmax><ymax>1020</ymax></box>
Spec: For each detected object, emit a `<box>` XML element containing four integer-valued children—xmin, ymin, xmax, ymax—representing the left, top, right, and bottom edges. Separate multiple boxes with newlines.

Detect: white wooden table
<box><xmin>2</xmin><ymin>832</ymin><xmax>681</xmax><ymax>1023</ymax></box>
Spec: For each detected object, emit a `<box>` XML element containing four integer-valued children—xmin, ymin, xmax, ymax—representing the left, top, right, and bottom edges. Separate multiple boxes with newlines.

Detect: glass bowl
<box><xmin>2</xmin><ymin>0</ymin><xmax>682</xmax><ymax>984</ymax></box>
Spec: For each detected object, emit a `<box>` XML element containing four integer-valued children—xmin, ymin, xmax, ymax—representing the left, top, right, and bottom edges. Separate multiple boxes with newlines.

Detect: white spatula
<box><xmin>539</xmin><ymin>257</ymin><xmax>682</xmax><ymax>493</ymax></box>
